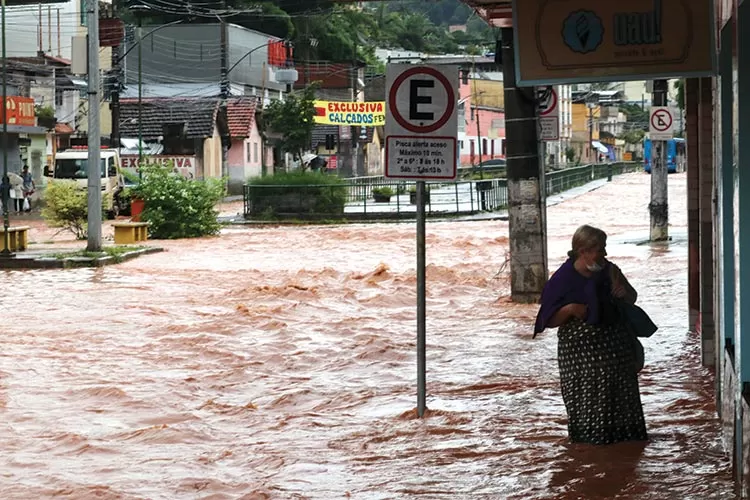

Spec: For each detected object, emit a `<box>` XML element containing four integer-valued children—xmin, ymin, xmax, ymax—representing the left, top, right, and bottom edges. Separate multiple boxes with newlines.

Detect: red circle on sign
<box><xmin>539</xmin><ymin>87</ymin><xmax>557</xmax><ymax>116</ymax></box>
<box><xmin>651</xmin><ymin>109</ymin><xmax>673</xmax><ymax>131</ymax></box>
<box><xmin>389</xmin><ymin>66</ymin><xmax>456</xmax><ymax>134</ymax></box>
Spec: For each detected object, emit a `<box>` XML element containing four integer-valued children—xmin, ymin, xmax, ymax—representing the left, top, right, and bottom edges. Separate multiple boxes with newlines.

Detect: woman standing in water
<box><xmin>534</xmin><ymin>224</ymin><xmax>648</xmax><ymax>445</ymax></box>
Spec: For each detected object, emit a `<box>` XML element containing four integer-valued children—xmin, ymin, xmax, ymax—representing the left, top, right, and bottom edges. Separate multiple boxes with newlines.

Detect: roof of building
<box><xmin>119</xmin><ymin>98</ymin><xmax>221</xmax><ymax>140</ymax></box>
<box><xmin>55</xmin><ymin>123</ymin><xmax>75</xmax><ymax>135</ymax></box>
<box><xmin>227</xmin><ymin>97</ymin><xmax>258</xmax><ymax>139</ymax></box>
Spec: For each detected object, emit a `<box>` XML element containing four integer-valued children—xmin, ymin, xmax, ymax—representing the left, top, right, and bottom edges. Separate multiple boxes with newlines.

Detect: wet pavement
<box><xmin>0</xmin><ymin>172</ymin><xmax>735</xmax><ymax>499</ymax></box>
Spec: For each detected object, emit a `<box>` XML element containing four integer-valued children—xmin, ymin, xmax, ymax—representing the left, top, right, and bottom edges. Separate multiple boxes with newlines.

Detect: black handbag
<box><xmin>611</xmin><ymin>299</ymin><xmax>655</xmax><ymax>373</ymax></box>
<box><xmin>616</xmin><ymin>301</ymin><xmax>658</xmax><ymax>338</ymax></box>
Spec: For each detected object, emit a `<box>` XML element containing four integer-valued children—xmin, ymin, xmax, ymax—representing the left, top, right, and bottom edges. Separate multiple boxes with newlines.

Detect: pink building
<box><xmin>458</xmin><ymin>80</ymin><xmax>506</xmax><ymax>167</ymax></box>
<box><xmin>227</xmin><ymin>97</ymin><xmax>270</xmax><ymax>192</ymax></box>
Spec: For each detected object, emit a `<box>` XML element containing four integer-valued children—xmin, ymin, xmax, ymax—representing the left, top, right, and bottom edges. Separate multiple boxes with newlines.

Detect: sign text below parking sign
<box><xmin>385</xmin><ymin>65</ymin><xmax>459</xmax><ymax>180</ymax></box>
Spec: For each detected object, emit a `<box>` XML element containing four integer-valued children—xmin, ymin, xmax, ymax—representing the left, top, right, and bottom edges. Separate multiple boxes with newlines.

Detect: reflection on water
<box><xmin>0</xmin><ymin>173</ymin><xmax>734</xmax><ymax>498</ymax></box>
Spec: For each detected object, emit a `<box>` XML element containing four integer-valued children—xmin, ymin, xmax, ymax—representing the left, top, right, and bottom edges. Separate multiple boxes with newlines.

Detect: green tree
<box><xmin>134</xmin><ymin>164</ymin><xmax>225</xmax><ymax>239</ymax></box>
<box><xmin>674</xmin><ymin>80</ymin><xmax>685</xmax><ymax>110</ymax></box>
<box><xmin>619</xmin><ymin>129</ymin><xmax>646</xmax><ymax>145</ymax></box>
<box><xmin>42</xmin><ymin>180</ymin><xmax>108</xmax><ymax>240</ymax></box>
<box><xmin>262</xmin><ymin>84</ymin><xmax>318</xmax><ymax>166</ymax></box>
<box><xmin>620</xmin><ymin>103</ymin><xmax>649</xmax><ymax>131</ymax></box>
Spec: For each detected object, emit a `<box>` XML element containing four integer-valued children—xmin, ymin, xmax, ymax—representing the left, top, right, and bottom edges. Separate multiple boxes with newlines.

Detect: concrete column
<box><xmin>698</xmin><ymin>77</ymin><xmax>716</xmax><ymax>367</ymax></box>
<box><xmin>500</xmin><ymin>27</ymin><xmax>548</xmax><ymax>304</ymax></box>
<box><xmin>685</xmin><ymin>78</ymin><xmax>701</xmax><ymax>334</ymax></box>
<box><xmin>716</xmin><ymin>17</ymin><xmax>737</xmax><ymax>472</ymax></box>
<box><xmin>736</xmin><ymin>2</ymin><xmax>750</xmax><ymax>495</ymax></box>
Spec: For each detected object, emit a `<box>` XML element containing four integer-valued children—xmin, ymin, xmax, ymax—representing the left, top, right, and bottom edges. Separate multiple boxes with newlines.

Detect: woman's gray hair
<box><xmin>568</xmin><ymin>224</ymin><xmax>607</xmax><ymax>259</ymax></box>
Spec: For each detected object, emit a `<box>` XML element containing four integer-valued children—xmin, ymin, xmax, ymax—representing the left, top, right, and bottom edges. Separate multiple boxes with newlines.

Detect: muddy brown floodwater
<box><xmin>0</xmin><ymin>172</ymin><xmax>735</xmax><ymax>499</ymax></box>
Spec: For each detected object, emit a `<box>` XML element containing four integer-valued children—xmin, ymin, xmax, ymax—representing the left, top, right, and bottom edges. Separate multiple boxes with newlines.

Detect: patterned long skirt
<box><xmin>557</xmin><ymin>318</ymin><xmax>648</xmax><ymax>445</ymax></box>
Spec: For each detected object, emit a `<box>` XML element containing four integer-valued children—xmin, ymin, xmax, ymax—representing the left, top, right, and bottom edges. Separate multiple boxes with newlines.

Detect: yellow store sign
<box><xmin>314</xmin><ymin>101</ymin><xmax>385</xmax><ymax>127</ymax></box>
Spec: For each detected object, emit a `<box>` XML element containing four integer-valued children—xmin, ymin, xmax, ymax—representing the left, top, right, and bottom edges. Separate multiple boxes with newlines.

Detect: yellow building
<box><xmin>470</xmin><ymin>79</ymin><xmax>505</xmax><ymax>109</ymax></box>
<box><xmin>571</xmin><ymin>103</ymin><xmax>601</xmax><ymax>162</ymax></box>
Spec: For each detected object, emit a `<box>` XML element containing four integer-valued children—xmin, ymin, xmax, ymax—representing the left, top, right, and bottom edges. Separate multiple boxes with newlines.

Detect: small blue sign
<box><xmin>562</xmin><ymin>11</ymin><xmax>604</xmax><ymax>54</ymax></box>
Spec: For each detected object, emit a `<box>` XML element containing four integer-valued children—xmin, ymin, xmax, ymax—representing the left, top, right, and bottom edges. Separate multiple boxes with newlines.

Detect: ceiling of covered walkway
<box><xmin>460</xmin><ymin>0</ymin><xmax>513</xmax><ymax>26</ymax></box>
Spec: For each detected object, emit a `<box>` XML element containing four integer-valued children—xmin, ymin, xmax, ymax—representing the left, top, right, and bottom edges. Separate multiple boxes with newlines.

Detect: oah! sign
<box><xmin>313</xmin><ymin>101</ymin><xmax>385</xmax><ymax>127</ymax></box>
<box><xmin>513</xmin><ymin>0</ymin><xmax>715</xmax><ymax>85</ymax></box>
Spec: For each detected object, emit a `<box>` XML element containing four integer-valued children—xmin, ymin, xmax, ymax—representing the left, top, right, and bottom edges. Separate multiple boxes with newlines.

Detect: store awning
<box><xmin>591</xmin><ymin>141</ymin><xmax>609</xmax><ymax>154</ymax></box>
<box><xmin>2</xmin><ymin>125</ymin><xmax>48</xmax><ymax>135</ymax></box>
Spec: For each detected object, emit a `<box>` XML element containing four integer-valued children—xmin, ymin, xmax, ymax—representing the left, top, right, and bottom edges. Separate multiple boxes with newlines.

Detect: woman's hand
<box><xmin>565</xmin><ymin>303</ymin><xmax>588</xmax><ymax>320</ymax></box>
<box><xmin>610</xmin><ymin>264</ymin><xmax>637</xmax><ymax>304</ymax></box>
<box><xmin>546</xmin><ymin>303</ymin><xmax>588</xmax><ymax>328</ymax></box>
<box><xmin>612</xmin><ymin>280</ymin><xmax>627</xmax><ymax>299</ymax></box>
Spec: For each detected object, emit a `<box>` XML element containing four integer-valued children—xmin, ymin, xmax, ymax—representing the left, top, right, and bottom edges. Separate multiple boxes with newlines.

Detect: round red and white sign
<box><xmin>388</xmin><ymin>66</ymin><xmax>456</xmax><ymax>134</ymax></box>
<box><xmin>651</xmin><ymin>109</ymin><xmax>673</xmax><ymax>132</ymax></box>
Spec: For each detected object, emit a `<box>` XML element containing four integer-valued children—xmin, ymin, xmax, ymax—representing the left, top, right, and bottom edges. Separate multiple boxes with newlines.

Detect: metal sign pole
<box><xmin>384</xmin><ymin>63</ymin><xmax>459</xmax><ymax>419</ymax></box>
<box><xmin>416</xmin><ymin>179</ymin><xmax>426</xmax><ymax>417</ymax></box>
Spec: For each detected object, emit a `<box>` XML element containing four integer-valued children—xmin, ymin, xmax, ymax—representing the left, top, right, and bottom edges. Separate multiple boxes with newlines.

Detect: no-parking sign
<box><xmin>385</xmin><ymin>64</ymin><xmax>459</xmax><ymax>180</ymax></box>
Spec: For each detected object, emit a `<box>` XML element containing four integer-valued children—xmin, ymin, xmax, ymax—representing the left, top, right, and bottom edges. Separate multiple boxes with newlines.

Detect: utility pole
<box><xmin>219</xmin><ymin>19</ymin><xmax>229</xmax><ymax>184</ymax></box>
<box><xmin>650</xmin><ymin>79</ymin><xmax>669</xmax><ymax>241</ymax></box>
<box><xmin>1</xmin><ymin>0</ymin><xmax>13</xmax><ymax>258</ymax></box>
<box><xmin>110</xmin><ymin>0</ymin><xmax>121</xmax><ymax>150</ymax></box>
<box><xmin>87</xmin><ymin>0</ymin><xmax>103</xmax><ymax>251</ymax></box>
<box><xmin>500</xmin><ymin>27</ymin><xmax>548</xmax><ymax>303</ymax></box>
<box><xmin>137</xmin><ymin>14</ymin><xmax>143</xmax><ymax>166</ymax></box>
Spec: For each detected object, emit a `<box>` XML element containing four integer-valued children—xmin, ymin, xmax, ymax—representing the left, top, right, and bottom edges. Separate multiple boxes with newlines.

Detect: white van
<box><xmin>51</xmin><ymin>147</ymin><xmax>126</xmax><ymax>218</ymax></box>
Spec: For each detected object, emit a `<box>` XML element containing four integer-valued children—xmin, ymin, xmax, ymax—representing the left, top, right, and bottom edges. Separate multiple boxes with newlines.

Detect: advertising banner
<box><xmin>314</xmin><ymin>101</ymin><xmax>385</xmax><ymax>127</ymax></box>
<box><xmin>513</xmin><ymin>0</ymin><xmax>715</xmax><ymax>85</ymax></box>
<box><xmin>1</xmin><ymin>96</ymin><xmax>35</xmax><ymax>127</ymax></box>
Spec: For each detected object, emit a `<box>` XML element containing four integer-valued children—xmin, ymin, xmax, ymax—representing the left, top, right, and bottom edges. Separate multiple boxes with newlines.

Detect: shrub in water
<box><xmin>134</xmin><ymin>164</ymin><xmax>225</xmax><ymax>239</ymax></box>
<box><xmin>245</xmin><ymin>170</ymin><xmax>347</xmax><ymax>217</ymax></box>
<box><xmin>42</xmin><ymin>180</ymin><xmax>107</xmax><ymax>240</ymax></box>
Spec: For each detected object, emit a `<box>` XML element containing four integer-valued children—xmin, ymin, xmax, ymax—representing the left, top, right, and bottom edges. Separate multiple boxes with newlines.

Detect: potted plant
<box><xmin>409</xmin><ymin>185</ymin><xmax>431</xmax><ymax>205</ymax></box>
<box><xmin>372</xmin><ymin>186</ymin><xmax>394</xmax><ymax>203</ymax></box>
<box><xmin>35</xmin><ymin>105</ymin><xmax>56</xmax><ymax>129</ymax></box>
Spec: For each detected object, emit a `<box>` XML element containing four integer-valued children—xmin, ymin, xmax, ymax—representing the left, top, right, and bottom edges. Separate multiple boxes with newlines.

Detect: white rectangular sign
<box><xmin>538</xmin><ymin>117</ymin><xmax>560</xmax><ymax>141</ymax></box>
<box><xmin>649</xmin><ymin>106</ymin><xmax>675</xmax><ymax>141</ymax></box>
<box><xmin>537</xmin><ymin>86</ymin><xmax>560</xmax><ymax>141</ymax></box>
<box><xmin>385</xmin><ymin>64</ymin><xmax>459</xmax><ymax>180</ymax></box>
<box><xmin>386</xmin><ymin>136</ymin><xmax>457</xmax><ymax>179</ymax></box>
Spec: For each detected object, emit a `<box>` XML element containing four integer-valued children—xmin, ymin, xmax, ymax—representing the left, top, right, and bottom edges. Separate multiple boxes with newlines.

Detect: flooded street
<box><xmin>0</xmin><ymin>172</ymin><xmax>734</xmax><ymax>499</ymax></box>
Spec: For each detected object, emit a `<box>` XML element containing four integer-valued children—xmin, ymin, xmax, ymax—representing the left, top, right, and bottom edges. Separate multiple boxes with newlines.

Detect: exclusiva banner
<box><xmin>314</xmin><ymin>101</ymin><xmax>385</xmax><ymax>126</ymax></box>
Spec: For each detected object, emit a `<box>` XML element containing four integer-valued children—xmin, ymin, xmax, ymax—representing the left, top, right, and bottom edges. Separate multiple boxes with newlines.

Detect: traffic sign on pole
<box><xmin>536</xmin><ymin>86</ymin><xmax>559</xmax><ymax>141</ymax></box>
<box><xmin>649</xmin><ymin>106</ymin><xmax>675</xmax><ymax>140</ymax></box>
<box><xmin>385</xmin><ymin>64</ymin><xmax>459</xmax><ymax>180</ymax></box>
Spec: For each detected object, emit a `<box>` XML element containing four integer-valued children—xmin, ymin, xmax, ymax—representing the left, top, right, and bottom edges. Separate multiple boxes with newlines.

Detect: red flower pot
<box><xmin>130</xmin><ymin>198</ymin><xmax>145</xmax><ymax>222</ymax></box>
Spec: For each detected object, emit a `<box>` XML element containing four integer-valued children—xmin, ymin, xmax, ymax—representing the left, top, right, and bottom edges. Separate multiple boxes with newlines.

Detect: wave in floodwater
<box><xmin>0</xmin><ymin>173</ymin><xmax>735</xmax><ymax>498</ymax></box>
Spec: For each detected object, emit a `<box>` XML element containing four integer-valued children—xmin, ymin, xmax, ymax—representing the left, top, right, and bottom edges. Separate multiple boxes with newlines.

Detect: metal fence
<box><xmin>243</xmin><ymin>162</ymin><xmax>641</xmax><ymax>221</ymax></box>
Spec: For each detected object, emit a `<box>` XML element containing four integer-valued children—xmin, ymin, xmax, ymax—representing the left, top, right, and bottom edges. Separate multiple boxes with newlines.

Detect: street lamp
<box><xmin>127</xmin><ymin>4</ymin><xmax>185</xmax><ymax>169</ymax></box>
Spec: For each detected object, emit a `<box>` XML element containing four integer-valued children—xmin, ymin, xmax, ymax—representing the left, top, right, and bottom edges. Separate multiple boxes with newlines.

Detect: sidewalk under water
<box><xmin>0</xmin><ymin>172</ymin><xmax>734</xmax><ymax>498</ymax></box>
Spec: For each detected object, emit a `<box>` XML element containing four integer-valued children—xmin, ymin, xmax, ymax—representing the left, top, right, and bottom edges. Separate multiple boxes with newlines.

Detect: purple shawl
<box><xmin>533</xmin><ymin>258</ymin><xmax>614</xmax><ymax>337</ymax></box>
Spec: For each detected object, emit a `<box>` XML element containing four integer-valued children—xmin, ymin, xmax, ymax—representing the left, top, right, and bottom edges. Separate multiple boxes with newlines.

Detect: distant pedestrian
<box><xmin>20</xmin><ymin>165</ymin><xmax>34</xmax><ymax>212</ymax></box>
<box><xmin>533</xmin><ymin>224</ymin><xmax>648</xmax><ymax>445</ymax></box>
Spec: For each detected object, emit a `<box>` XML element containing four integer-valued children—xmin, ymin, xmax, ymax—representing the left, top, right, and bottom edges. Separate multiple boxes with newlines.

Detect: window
<box><xmin>253</xmin><ymin>142</ymin><xmax>259</xmax><ymax>163</ymax></box>
<box><xmin>491</xmin><ymin>140</ymin><xmax>495</xmax><ymax>157</ymax></box>
<box><xmin>246</xmin><ymin>142</ymin><xmax>252</xmax><ymax>162</ymax></box>
<box><xmin>54</xmin><ymin>158</ymin><xmax>106</xmax><ymax>179</ymax></box>
<box><xmin>55</xmin><ymin>90</ymin><xmax>63</xmax><ymax>107</ymax></box>
<box><xmin>482</xmin><ymin>138</ymin><xmax>488</xmax><ymax>156</ymax></box>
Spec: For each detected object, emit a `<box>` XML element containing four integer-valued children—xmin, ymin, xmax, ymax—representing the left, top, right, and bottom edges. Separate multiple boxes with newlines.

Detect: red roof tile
<box><xmin>227</xmin><ymin>98</ymin><xmax>258</xmax><ymax>139</ymax></box>
<box><xmin>55</xmin><ymin>122</ymin><xmax>74</xmax><ymax>135</ymax></box>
